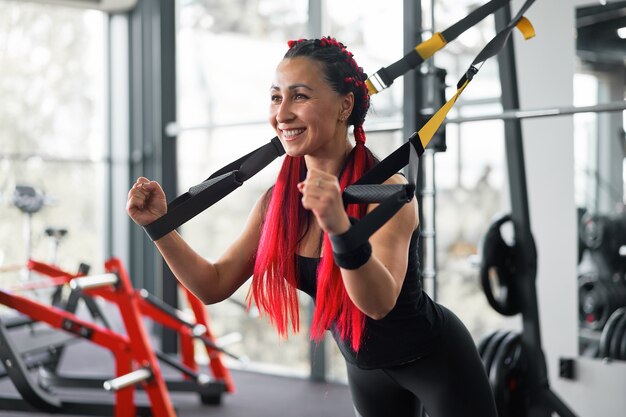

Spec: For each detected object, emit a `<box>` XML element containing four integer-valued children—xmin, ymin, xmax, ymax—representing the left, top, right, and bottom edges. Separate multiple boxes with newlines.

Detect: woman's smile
<box><xmin>281</xmin><ymin>128</ymin><xmax>307</xmax><ymax>141</ymax></box>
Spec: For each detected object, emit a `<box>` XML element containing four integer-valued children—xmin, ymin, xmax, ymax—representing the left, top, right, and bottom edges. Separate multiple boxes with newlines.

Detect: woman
<box><xmin>127</xmin><ymin>37</ymin><xmax>497</xmax><ymax>417</ymax></box>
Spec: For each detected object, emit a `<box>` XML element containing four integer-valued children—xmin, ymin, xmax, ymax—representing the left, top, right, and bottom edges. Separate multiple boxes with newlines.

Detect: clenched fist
<box><xmin>297</xmin><ymin>168</ymin><xmax>351</xmax><ymax>236</ymax></box>
<box><xmin>126</xmin><ymin>177</ymin><xmax>167</xmax><ymax>226</ymax></box>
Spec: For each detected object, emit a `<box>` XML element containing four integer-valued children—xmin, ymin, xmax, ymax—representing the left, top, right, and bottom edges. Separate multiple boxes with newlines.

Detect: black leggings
<box><xmin>346</xmin><ymin>306</ymin><xmax>497</xmax><ymax>417</ymax></box>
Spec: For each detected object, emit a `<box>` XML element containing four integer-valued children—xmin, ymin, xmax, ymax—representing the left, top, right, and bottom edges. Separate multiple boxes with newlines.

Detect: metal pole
<box><xmin>164</xmin><ymin>100</ymin><xmax>626</xmax><ymax>144</ymax></box>
<box><xmin>496</xmin><ymin>5</ymin><xmax>577</xmax><ymax>417</ymax></box>
<box><xmin>495</xmin><ymin>7</ymin><xmax>548</xmax><ymax>416</ymax></box>
<box><xmin>308</xmin><ymin>0</ymin><xmax>326</xmax><ymax>383</ymax></box>
<box><xmin>445</xmin><ymin>101</ymin><xmax>626</xmax><ymax>124</ymax></box>
<box><xmin>403</xmin><ymin>0</ymin><xmax>424</xmax><ymax>303</ymax></box>
<box><xmin>128</xmin><ymin>0</ymin><xmax>178</xmax><ymax>354</ymax></box>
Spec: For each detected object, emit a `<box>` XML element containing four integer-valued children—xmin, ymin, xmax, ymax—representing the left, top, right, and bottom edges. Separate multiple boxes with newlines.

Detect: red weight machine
<box><xmin>24</xmin><ymin>258</ymin><xmax>235</xmax><ymax>401</ymax></box>
<box><xmin>0</xmin><ymin>258</ymin><xmax>175</xmax><ymax>416</ymax></box>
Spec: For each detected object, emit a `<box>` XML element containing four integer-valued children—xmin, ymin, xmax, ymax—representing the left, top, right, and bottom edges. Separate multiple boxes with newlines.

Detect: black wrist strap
<box><xmin>331</xmin><ymin>218</ymin><xmax>373</xmax><ymax>270</ymax></box>
<box><xmin>332</xmin><ymin>241</ymin><xmax>372</xmax><ymax>270</ymax></box>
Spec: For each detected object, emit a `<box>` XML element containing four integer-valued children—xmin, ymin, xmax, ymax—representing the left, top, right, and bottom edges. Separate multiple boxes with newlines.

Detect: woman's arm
<box><xmin>300</xmin><ymin>171</ymin><xmax>418</xmax><ymax>320</ymax></box>
<box><xmin>339</xmin><ymin>174</ymin><xmax>418</xmax><ymax>319</ymax></box>
<box><xmin>127</xmin><ymin>177</ymin><xmax>264</xmax><ymax>304</ymax></box>
<box><xmin>154</xmin><ymin>198</ymin><xmax>263</xmax><ymax>304</ymax></box>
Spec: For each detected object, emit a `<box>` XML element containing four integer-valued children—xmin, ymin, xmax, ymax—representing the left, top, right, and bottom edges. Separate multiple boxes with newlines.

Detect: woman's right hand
<box><xmin>126</xmin><ymin>177</ymin><xmax>168</xmax><ymax>226</ymax></box>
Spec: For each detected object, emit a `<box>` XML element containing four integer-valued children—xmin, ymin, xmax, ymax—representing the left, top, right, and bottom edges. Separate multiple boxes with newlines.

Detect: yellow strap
<box><xmin>366</xmin><ymin>32</ymin><xmax>448</xmax><ymax>96</ymax></box>
<box><xmin>415</xmin><ymin>32</ymin><xmax>448</xmax><ymax>60</ymax></box>
<box><xmin>515</xmin><ymin>16</ymin><xmax>535</xmax><ymax>40</ymax></box>
<box><xmin>415</xmin><ymin>18</ymin><xmax>534</xmax><ymax>148</ymax></box>
<box><xmin>365</xmin><ymin>79</ymin><xmax>378</xmax><ymax>96</ymax></box>
<box><xmin>371</xmin><ymin>17</ymin><xmax>533</xmax><ymax>141</ymax></box>
<box><xmin>417</xmin><ymin>79</ymin><xmax>470</xmax><ymax>149</ymax></box>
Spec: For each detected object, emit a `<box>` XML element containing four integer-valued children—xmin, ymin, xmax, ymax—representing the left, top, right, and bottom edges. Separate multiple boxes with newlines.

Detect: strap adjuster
<box><xmin>457</xmin><ymin>66</ymin><xmax>478</xmax><ymax>89</ymax></box>
<box><xmin>368</xmin><ymin>71</ymin><xmax>390</xmax><ymax>94</ymax></box>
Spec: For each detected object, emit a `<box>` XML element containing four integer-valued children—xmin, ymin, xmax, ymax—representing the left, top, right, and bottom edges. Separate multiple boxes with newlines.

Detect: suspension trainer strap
<box><xmin>366</xmin><ymin>0</ymin><xmax>518</xmax><ymax>95</ymax></box>
<box><xmin>339</xmin><ymin>0</ymin><xmax>535</xmax><ymax>249</ymax></box>
<box><xmin>334</xmin><ymin>138</ymin><xmax>420</xmax><ymax>253</ymax></box>
<box><xmin>141</xmin><ymin>0</ymin><xmax>535</xmax><ymax>243</ymax></box>
<box><xmin>143</xmin><ymin>136</ymin><xmax>285</xmax><ymax>241</ymax></box>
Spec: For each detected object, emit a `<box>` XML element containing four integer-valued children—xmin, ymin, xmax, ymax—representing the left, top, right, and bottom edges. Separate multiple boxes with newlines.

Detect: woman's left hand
<box><xmin>297</xmin><ymin>168</ymin><xmax>351</xmax><ymax>236</ymax></box>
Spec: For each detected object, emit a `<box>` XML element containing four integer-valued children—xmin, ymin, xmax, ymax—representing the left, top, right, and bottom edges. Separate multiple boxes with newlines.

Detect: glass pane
<box><xmin>430</xmin><ymin>0</ymin><xmax>510</xmax><ymax>341</ymax></box>
<box><xmin>0</xmin><ymin>2</ymin><xmax>106</xmax><ymax>159</ymax></box>
<box><xmin>0</xmin><ymin>2</ymin><xmax>107</xmax><ymax>288</ymax></box>
<box><xmin>573</xmin><ymin>73</ymin><xmax>599</xmax><ymax>210</ymax></box>
<box><xmin>574</xmin><ymin>0</ymin><xmax>626</xmax><ymax>361</ymax></box>
<box><xmin>434</xmin><ymin>120</ymin><xmax>509</xmax><ymax>337</ymax></box>
<box><xmin>431</xmin><ymin>0</ymin><xmax>501</xmax><ymax>101</ymax></box>
<box><xmin>574</xmin><ymin>72</ymin><xmax>626</xmax><ymax>359</ymax></box>
<box><xmin>176</xmin><ymin>0</ymin><xmax>311</xmax><ymax>375</ymax></box>
<box><xmin>326</xmin><ymin>0</ymin><xmax>404</xmax><ymax>127</ymax></box>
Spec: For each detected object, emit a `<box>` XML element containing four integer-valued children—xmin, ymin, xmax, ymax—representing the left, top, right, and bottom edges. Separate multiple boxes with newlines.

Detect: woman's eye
<box><xmin>271</xmin><ymin>95</ymin><xmax>282</xmax><ymax>104</ymax></box>
<box><xmin>294</xmin><ymin>93</ymin><xmax>308</xmax><ymax>100</ymax></box>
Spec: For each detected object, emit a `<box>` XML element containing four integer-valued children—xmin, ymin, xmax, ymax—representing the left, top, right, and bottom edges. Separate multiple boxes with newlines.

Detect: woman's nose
<box><xmin>275</xmin><ymin>101</ymin><xmax>295</xmax><ymax>123</ymax></box>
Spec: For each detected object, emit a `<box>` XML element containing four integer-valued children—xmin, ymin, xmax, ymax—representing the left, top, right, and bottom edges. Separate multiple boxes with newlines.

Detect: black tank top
<box><xmin>297</xmin><ymin>229</ymin><xmax>445</xmax><ymax>369</ymax></box>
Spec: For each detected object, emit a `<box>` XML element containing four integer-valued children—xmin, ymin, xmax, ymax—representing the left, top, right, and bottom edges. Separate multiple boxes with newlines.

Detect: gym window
<box><xmin>0</xmin><ymin>1</ymin><xmax>107</xmax><ymax>279</ymax></box>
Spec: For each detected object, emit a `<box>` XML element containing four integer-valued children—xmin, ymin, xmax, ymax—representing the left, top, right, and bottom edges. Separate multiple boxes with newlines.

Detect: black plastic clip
<box><xmin>457</xmin><ymin>65</ymin><xmax>478</xmax><ymax>89</ymax></box>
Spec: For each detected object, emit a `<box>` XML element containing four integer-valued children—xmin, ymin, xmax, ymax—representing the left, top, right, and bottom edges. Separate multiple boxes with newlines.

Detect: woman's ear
<box><xmin>339</xmin><ymin>92</ymin><xmax>355</xmax><ymax>121</ymax></box>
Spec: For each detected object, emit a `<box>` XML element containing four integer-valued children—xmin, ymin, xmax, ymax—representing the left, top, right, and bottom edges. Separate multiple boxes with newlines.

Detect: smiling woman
<box><xmin>173</xmin><ymin>0</ymin><xmax>406</xmax><ymax>383</ymax></box>
<box><xmin>269</xmin><ymin>57</ymin><xmax>355</xmax><ymax>160</ymax></box>
<box><xmin>129</xmin><ymin>36</ymin><xmax>497</xmax><ymax>417</ymax></box>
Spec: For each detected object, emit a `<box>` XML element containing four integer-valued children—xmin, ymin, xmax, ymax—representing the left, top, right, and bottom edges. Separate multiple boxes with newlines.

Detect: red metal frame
<box><xmin>182</xmin><ymin>287</ymin><xmax>236</xmax><ymax>392</ymax></box>
<box><xmin>5</xmin><ymin>260</ymin><xmax>79</xmax><ymax>292</ymax></box>
<box><xmin>27</xmin><ymin>257</ymin><xmax>236</xmax><ymax>392</ymax></box>
<box><xmin>136</xmin><ymin>286</ymin><xmax>236</xmax><ymax>393</ymax></box>
<box><xmin>0</xmin><ymin>260</ymin><xmax>176</xmax><ymax>417</ymax></box>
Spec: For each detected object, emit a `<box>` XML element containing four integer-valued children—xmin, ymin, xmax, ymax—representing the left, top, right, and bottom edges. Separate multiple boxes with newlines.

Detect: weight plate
<box><xmin>619</xmin><ymin>316</ymin><xmax>626</xmax><ymax>360</ymax></box>
<box><xmin>578</xmin><ymin>277</ymin><xmax>608</xmax><ymax>330</ymax></box>
<box><xmin>481</xmin><ymin>330</ymin><xmax>511</xmax><ymax>374</ymax></box>
<box><xmin>480</xmin><ymin>215</ymin><xmax>521</xmax><ymax>316</ymax></box>
<box><xmin>490</xmin><ymin>331</ymin><xmax>524</xmax><ymax>417</ymax></box>
<box><xmin>610</xmin><ymin>312</ymin><xmax>626</xmax><ymax>360</ymax></box>
<box><xmin>478</xmin><ymin>330</ymin><xmax>500</xmax><ymax>358</ymax></box>
<box><xmin>600</xmin><ymin>307</ymin><xmax>626</xmax><ymax>358</ymax></box>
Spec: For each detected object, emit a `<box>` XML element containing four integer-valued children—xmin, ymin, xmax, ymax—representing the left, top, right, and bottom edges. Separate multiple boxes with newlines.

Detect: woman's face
<box><xmin>269</xmin><ymin>56</ymin><xmax>353</xmax><ymax>158</ymax></box>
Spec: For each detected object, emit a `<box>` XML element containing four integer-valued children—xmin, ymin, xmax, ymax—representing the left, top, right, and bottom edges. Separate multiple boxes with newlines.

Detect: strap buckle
<box><xmin>368</xmin><ymin>71</ymin><xmax>389</xmax><ymax>94</ymax></box>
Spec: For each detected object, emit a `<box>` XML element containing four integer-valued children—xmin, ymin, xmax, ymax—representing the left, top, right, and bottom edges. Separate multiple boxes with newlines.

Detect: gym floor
<box><xmin>0</xmin><ymin>339</ymin><xmax>355</xmax><ymax>417</ymax></box>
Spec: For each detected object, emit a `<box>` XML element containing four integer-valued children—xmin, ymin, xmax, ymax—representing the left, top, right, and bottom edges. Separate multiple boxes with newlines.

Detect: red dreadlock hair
<box><xmin>250</xmin><ymin>37</ymin><xmax>374</xmax><ymax>352</ymax></box>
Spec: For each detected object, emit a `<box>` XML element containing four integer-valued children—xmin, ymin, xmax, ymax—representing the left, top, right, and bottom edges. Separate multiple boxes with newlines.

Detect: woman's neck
<box><xmin>304</xmin><ymin>140</ymin><xmax>353</xmax><ymax>175</ymax></box>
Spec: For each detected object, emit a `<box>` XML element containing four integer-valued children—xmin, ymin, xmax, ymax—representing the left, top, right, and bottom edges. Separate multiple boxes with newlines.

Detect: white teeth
<box><xmin>283</xmin><ymin>128</ymin><xmax>305</xmax><ymax>138</ymax></box>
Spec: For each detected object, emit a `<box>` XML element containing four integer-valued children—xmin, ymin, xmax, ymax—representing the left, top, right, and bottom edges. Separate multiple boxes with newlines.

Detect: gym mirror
<box><xmin>575</xmin><ymin>1</ymin><xmax>626</xmax><ymax>361</ymax></box>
